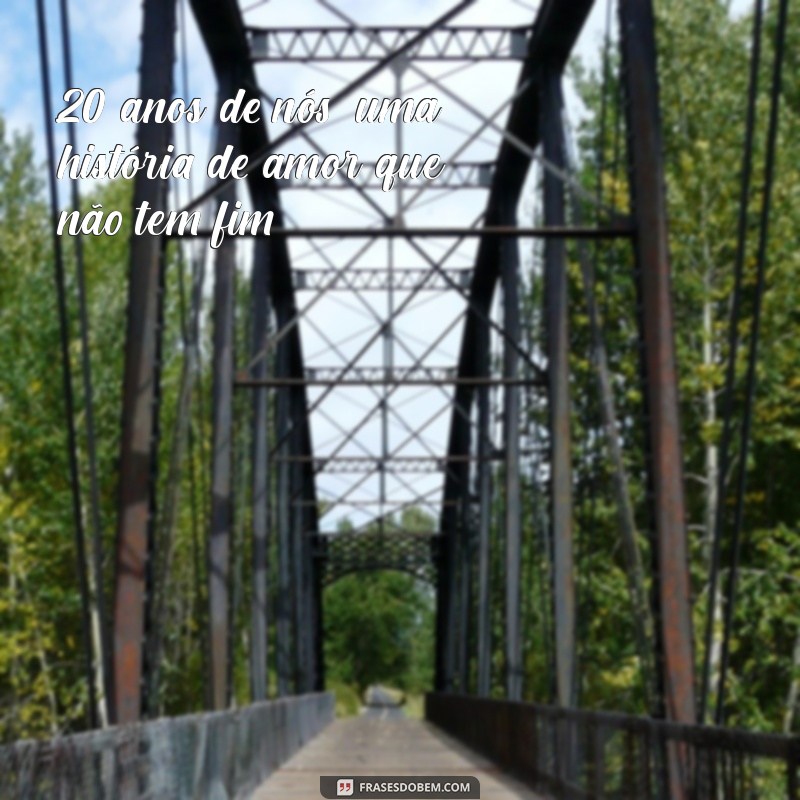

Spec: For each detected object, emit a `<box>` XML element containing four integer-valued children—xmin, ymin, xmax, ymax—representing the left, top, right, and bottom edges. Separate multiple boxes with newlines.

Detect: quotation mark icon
<box><xmin>337</xmin><ymin>778</ymin><xmax>354</xmax><ymax>797</ymax></box>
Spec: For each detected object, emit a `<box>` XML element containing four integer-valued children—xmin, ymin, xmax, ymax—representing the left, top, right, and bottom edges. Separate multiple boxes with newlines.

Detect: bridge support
<box><xmin>112</xmin><ymin>0</ymin><xmax>176</xmax><ymax>725</ymax></box>
<box><xmin>501</xmin><ymin>212</ymin><xmax>523</xmax><ymax>702</ymax></box>
<box><xmin>208</xmin><ymin>109</ymin><xmax>238</xmax><ymax>712</ymax></box>
<box><xmin>541</xmin><ymin>67</ymin><xmax>576</xmax><ymax>711</ymax></box>
<box><xmin>275</xmin><ymin>342</ymin><xmax>293</xmax><ymax>697</ymax></box>
<box><xmin>619</xmin><ymin>0</ymin><xmax>696</xmax><ymax>728</ymax></box>
<box><xmin>250</xmin><ymin>226</ymin><xmax>272</xmax><ymax>702</ymax></box>
<box><xmin>620</xmin><ymin>0</ymin><xmax>696</xmax><ymax>795</ymax></box>
<box><xmin>475</xmin><ymin>312</ymin><xmax>493</xmax><ymax>698</ymax></box>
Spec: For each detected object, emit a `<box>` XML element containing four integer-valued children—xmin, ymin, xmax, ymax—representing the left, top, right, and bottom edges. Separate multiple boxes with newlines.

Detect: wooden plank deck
<box><xmin>251</xmin><ymin>717</ymin><xmax>544</xmax><ymax>799</ymax></box>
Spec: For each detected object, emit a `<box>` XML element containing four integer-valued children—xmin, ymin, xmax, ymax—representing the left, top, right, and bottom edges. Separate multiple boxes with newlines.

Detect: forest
<box><xmin>0</xmin><ymin>0</ymin><xmax>798</xmax><ymax>742</ymax></box>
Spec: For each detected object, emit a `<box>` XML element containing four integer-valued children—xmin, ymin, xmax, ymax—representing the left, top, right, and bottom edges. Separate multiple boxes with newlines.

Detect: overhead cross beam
<box><xmin>293</xmin><ymin>268</ymin><xmax>473</xmax><ymax>292</ymax></box>
<box><xmin>313</xmin><ymin>531</ymin><xmax>439</xmax><ymax>587</ymax></box>
<box><xmin>248</xmin><ymin>25</ymin><xmax>529</xmax><ymax>62</ymax></box>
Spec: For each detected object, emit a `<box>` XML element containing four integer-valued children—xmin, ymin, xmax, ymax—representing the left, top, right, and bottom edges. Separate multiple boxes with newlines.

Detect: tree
<box><xmin>566</xmin><ymin>0</ymin><xmax>800</xmax><ymax>729</ymax></box>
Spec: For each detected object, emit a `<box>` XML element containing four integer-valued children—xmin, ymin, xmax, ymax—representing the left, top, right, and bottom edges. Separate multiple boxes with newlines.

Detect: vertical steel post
<box><xmin>457</xmin><ymin>485</ymin><xmax>472</xmax><ymax>691</ymax></box>
<box><xmin>501</xmin><ymin>217</ymin><xmax>523</xmax><ymax>702</ymax></box>
<box><xmin>250</xmin><ymin>231</ymin><xmax>271</xmax><ymax>702</ymax></box>
<box><xmin>208</xmin><ymin>154</ymin><xmax>237</xmax><ymax>711</ymax></box>
<box><xmin>112</xmin><ymin>0</ymin><xmax>176</xmax><ymax>725</ymax></box>
<box><xmin>476</xmin><ymin>313</ymin><xmax>493</xmax><ymax>697</ymax></box>
<box><xmin>311</xmin><ymin>540</ymin><xmax>325</xmax><ymax>692</ymax></box>
<box><xmin>541</xmin><ymin>67</ymin><xmax>576</xmax><ymax>710</ymax></box>
<box><xmin>438</xmin><ymin>430</ymin><xmax>468</xmax><ymax>692</ymax></box>
<box><xmin>275</xmin><ymin>343</ymin><xmax>292</xmax><ymax>697</ymax></box>
<box><xmin>300</xmin><ymin>441</ymin><xmax>318</xmax><ymax>693</ymax></box>
<box><xmin>444</xmin><ymin>511</ymin><xmax>461</xmax><ymax>692</ymax></box>
<box><xmin>619</xmin><ymin>0</ymin><xmax>696</xmax><ymax>731</ymax></box>
<box><xmin>290</xmin><ymin>412</ymin><xmax>308</xmax><ymax>693</ymax></box>
<box><xmin>434</xmin><ymin>543</ymin><xmax>452</xmax><ymax>691</ymax></box>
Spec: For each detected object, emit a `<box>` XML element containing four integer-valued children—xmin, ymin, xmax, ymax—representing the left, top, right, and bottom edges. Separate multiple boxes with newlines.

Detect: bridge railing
<box><xmin>427</xmin><ymin>693</ymin><xmax>800</xmax><ymax>799</ymax></box>
<box><xmin>0</xmin><ymin>692</ymin><xmax>334</xmax><ymax>799</ymax></box>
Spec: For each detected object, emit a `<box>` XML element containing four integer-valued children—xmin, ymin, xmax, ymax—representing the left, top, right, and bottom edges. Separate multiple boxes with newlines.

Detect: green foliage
<box><xmin>561</xmin><ymin>0</ymin><xmax>800</xmax><ymax>730</ymax></box>
<box><xmin>0</xmin><ymin>119</ymin><xmax>97</xmax><ymax>738</ymax></box>
<box><xmin>323</xmin><ymin>569</ymin><xmax>434</xmax><ymax>697</ymax></box>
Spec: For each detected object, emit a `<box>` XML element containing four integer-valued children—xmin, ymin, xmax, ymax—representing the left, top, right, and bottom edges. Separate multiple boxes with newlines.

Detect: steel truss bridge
<box><xmin>7</xmin><ymin>0</ymin><xmax>798</xmax><ymax>797</ymax></box>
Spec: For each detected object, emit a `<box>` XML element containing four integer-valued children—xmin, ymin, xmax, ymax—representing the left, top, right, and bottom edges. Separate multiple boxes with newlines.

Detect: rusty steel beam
<box><xmin>208</xmin><ymin>112</ymin><xmax>238</xmax><ymax>711</ymax></box>
<box><xmin>501</xmin><ymin>212</ymin><xmax>523</xmax><ymax>703</ymax></box>
<box><xmin>619</xmin><ymin>0</ymin><xmax>695</xmax><ymax>731</ymax></box>
<box><xmin>190</xmin><ymin>0</ymin><xmax>320</xmax><ymax>703</ymax></box>
<box><xmin>442</xmin><ymin>0</ymin><xmax>595</xmax><ymax>703</ymax></box>
<box><xmin>475</xmin><ymin>312</ymin><xmax>493</xmax><ymax>697</ymax></box>
<box><xmin>619</xmin><ymin>14</ymin><xmax>696</xmax><ymax>800</ymax></box>
<box><xmin>275</xmin><ymin>340</ymin><xmax>293</xmax><ymax>697</ymax></box>
<box><xmin>541</xmin><ymin>67</ymin><xmax>576</xmax><ymax>711</ymax></box>
<box><xmin>112</xmin><ymin>0</ymin><xmax>176</xmax><ymax>726</ymax></box>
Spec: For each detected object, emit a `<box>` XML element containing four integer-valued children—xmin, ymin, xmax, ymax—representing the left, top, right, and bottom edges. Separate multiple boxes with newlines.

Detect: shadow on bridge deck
<box><xmin>252</xmin><ymin>717</ymin><xmax>544</xmax><ymax>799</ymax></box>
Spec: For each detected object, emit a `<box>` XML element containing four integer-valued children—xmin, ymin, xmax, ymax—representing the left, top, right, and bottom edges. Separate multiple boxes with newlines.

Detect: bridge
<box><xmin>1</xmin><ymin>0</ymin><xmax>797</xmax><ymax>796</ymax></box>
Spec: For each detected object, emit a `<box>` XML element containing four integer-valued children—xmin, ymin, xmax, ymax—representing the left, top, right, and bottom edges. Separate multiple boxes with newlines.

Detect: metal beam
<box><xmin>275</xmin><ymin>453</ymin><xmax>502</xmax><ymax>474</ymax></box>
<box><xmin>501</xmin><ymin>215</ymin><xmax>522</xmax><ymax>702</ymax></box>
<box><xmin>208</xmin><ymin>114</ymin><xmax>237</xmax><ymax>711</ymax></box>
<box><xmin>619</xmin><ymin>0</ymin><xmax>695</xmax><ymax>733</ymax></box>
<box><xmin>277</xmin><ymin>162</ymin><xmax>494</xmax><ymax>190</ymax></box>
<box><xmin>248</xmin><ymin>25</ymin><xmax>528</xmax><ymax>62</ymax></box>
<box><xmin>112</xmin><ymin>0</ymin><xmax>176</xmax><ymax>726</ymax></box>
<box><xmin>475</xmin><ymin>311</ymin><xmax>493</xmax><ymax>698</ymax></box>
<box><xmin>189</xmin><ymin>0</ymin><xmax>321</xmax><ymax>701</ymax></box>
<box><xmin>181</xmin><ymin>0</ymin><xmax>477</xmax><ymax>215</ymax></box>
<box><xmin>442</xmin><ymin>0</ymin><xmax>595</xmax><ymax>624</ymax></box>
<box><xmin>541</xmin><ymin>67</ymin><xmax>576</xmax><ymax>710</ymax></box>
<box><xmin>275</xmin><ymin>341</ymin><xmax>293</xmax><ymax>697</ymax></box>
<box><xmin>176</xmin><ymin>225</ymin><xmax>632</xmax><ymax>240</ymax></box>
<box><xmin>293</xmin><ymin>268</ymin><xmax>472</xmax><ymax>292</ymax></box>
<box><xmin>250</xmin><ymin>206</ymin><xmax>271</xmax><ymax>703</ymax></box>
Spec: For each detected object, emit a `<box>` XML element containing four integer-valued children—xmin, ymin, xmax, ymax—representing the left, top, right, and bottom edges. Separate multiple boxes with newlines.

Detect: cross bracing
<box><xmin>25</xmin><ymin>0</ymin><xmax>794</xmax><ymax>794</ymax></box>
<box><xmin>103</xmin><ymin>0</ymin><xmax>697</xmax><ymax>746</ymax></box>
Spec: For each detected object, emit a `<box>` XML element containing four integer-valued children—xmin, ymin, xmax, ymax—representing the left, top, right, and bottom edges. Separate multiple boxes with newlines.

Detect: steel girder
<box><xmin>314</xmin><ymin>531</ymin><xmax>438</xmax><ymax>587</ymax></box>
<box><xmin>208</xmin><ymin>109</ymin><xmax>238</xmax><ymax>711</ymax></box>
<box><xmin>250</xmin><ymin>198</ymin><xmax>272</xmax><ymax>702</ymax></box>
<box><xmin>437</xmin><ymin>0</ymin><xmax>594</xmax><ymax>696</ymax></box>
<box><xmin>189</xmin><ymin>0</ymin><xmax>320</xmax><ymax>702</ymax></box>
<box><xmin>541</xmin><ymin>68</ymin><xmax>576</xmax><ymax>711</ymax></box>
<box><xmin>112</xmin><ymin>0</ymin><xmax>177</xmax><ymax>726</ymax></box>
<box><xmin>619</xmin><ymin>0</ymin><xmax>696</xmax><ymax>790</ymax></box>
<box><xmin>248</xmin><ymin>25</ymin><xmax>529</xmax><ymax>63</ymax></box>
<box><xmin>435</xmin><ymin>0</ymin><xmax>695</xmax><ymax>748</ymax></box>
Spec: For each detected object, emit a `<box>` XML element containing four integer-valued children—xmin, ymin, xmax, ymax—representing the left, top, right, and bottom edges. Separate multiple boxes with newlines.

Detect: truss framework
<box><xmin>248</xmin><ymin>26</ymin><xmax>529</xmax><ymax>62</ymax></box>
<box><xmin>314</xmin><ymin>531</ymin><xmax>439</xmax><ymax>586</ymax></box>
<box><xmin>113</xmin><ymin>8</ymin><xmax>696</xmax><ymax>792</ymax></box>
<box><xmin>293</xmin><ymin>268</ymin><xmax>473</xmax><ymax>292</ymax></box>
<box><xmin>278</xmin><ymin>162</ymin><xmax>494</xmax><ymax>190</ymax></box>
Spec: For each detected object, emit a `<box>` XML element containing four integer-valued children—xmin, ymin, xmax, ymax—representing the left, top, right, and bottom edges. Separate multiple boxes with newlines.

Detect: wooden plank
<box><xmin>252</xmin><ymin>717</ymin><xmax>544</xmax><ymax>799</ymax></box>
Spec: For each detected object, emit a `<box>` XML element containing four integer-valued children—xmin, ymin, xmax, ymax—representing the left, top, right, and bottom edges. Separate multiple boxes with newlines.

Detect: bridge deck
<box><xmin>252</xmin><ymin>716</ymin><xmax>543</xmax><ymax>799</ymax></box>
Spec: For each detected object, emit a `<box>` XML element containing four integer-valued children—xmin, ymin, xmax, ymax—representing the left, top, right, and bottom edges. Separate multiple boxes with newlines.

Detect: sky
<box><xmin>0</xmin><ymin>0</ymin><xmax>681</xmax><ymax>533</ymax></box>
